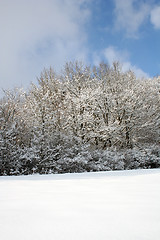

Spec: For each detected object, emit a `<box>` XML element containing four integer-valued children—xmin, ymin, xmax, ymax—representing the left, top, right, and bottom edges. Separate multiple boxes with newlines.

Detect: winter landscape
<box><xmin>0</xmin><ymin>169</ymin><xmax>160</xmax><ymax>240</ymax></box>
<box><xmin>1</xmin><ymin>1</ymin><xmax>160</xmax><ymax>239</ymax></box>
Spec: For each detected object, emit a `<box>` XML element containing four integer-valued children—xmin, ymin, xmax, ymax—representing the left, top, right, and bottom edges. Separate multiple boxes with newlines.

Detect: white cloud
<box><xmin>103</xmin><ymin>46</ymin><xmax>128</xmax><ymax>66</ymax></box>
<box><xmin>0</xmin><ymin>0</ymin><xmax>91</xmax><ymax>95</ymax></box>
<box><xmin>103</xmin><ymin>46</ymin><xmax>149</xmax><ymax>78</ymax></box>
<box><xmin>150</xmin><ymin>5</ymin><xmax>160</xmax><ymax>29</ymax></box>
<box><xmin>113</xmin><ymin>0</ymin><xmax>151</xmax><ymax>38</ymax></box>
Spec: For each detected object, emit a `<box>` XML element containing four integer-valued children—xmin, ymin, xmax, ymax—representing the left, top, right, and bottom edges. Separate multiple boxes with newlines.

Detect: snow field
<box><xmin>0</xmin><ymin>169</ymin><xmax>160</xmax><ymax>240</ymax></box>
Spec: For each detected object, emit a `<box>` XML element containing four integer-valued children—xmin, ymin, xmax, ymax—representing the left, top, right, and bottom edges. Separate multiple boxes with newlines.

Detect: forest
<box><xmin>0</xmin><ymin>61</ymin><xmax>160</xmax><ymax>175</ymax></box>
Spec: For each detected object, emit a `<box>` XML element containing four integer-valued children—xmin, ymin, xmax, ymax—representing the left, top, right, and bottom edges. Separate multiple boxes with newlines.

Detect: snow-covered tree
<box><xmin>0</xmin><ymin>61</ymin><xmax>159</xmax><ymax>175</ymax></box>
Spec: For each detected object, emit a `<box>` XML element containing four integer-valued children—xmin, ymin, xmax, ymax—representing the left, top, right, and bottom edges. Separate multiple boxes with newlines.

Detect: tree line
<box><xmin>0</xmin><ymin>61</ymin><xmax>160</xmax><ymax>175</ymax></box>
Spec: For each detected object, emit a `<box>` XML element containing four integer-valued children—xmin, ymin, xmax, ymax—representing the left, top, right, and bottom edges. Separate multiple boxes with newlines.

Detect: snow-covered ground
<box><xmin>0</xmin><ymin>169</ymin><xmax>160</xmax><ymax>240</ymax></box>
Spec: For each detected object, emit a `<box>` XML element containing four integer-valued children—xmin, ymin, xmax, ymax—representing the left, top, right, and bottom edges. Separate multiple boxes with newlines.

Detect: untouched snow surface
<box><xmin>0</xmin><ymin>169</ymin><xmax>160</xmax><ymax>240</ymax></box>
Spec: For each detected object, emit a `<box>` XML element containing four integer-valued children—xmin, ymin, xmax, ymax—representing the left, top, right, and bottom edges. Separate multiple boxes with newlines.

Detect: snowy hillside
<box><xmin>0</xmin><ymin>169</ymin><xmax>160</xmax><ymax>240</ymax></box>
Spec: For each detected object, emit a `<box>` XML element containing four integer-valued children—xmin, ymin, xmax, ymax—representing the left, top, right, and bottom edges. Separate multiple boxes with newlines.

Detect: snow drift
<box><xmin>0</xmin><ymin>169</ymin><xmax>160</xmax><ymax>240</ymax></box>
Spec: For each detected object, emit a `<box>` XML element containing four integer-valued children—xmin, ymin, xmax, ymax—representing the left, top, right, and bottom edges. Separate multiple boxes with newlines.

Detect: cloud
<box><xmin>150</xmin><ymin>5</ymin><xmax>160</xmax><ymax>29</ymax></box>
<box><xmin>103</xmin><ymin>46</ymin><xmax>128</xmax><ymax>66</ymax></box>
<box><xmin>113</xmin><ymin>0</ymin><xmax>151</xmax><ymax>38</ymax></box>
<box><xmin>103</xmin><ymin>46</ymin><xmax>149</xmax><ymax>78</ymax></box>
<box><xmin>0</xmin><ymin>0</ymin><xmax>91</xmax><ymax>95</ymax></box>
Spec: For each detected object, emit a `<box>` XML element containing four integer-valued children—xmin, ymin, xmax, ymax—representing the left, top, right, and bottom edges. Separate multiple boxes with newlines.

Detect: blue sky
<box><xmin>0</xmin><ymin>0</ymin><xmax>160</xmax><ymax>96</ymax></box>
